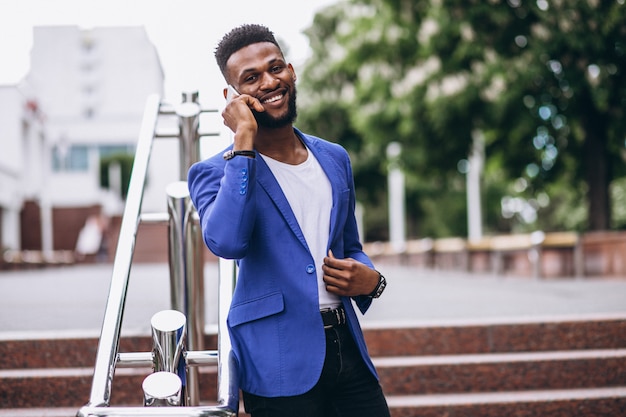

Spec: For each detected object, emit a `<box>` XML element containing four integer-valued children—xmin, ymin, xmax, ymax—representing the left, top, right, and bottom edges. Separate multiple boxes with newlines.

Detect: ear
<box><xmin>288</xmin><ymin>63</ymin><xmax>297</xmax><ymax>82</ymax></box>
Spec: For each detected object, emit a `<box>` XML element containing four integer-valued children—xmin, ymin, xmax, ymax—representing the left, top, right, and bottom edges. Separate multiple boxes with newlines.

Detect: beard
<box><xmin>252</xmin><ymin>86</ymin><xmax>298</xmax><ymax>129</ymax></box>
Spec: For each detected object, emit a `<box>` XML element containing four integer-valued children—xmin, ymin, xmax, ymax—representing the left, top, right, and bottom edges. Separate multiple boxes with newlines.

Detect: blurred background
<box><xmin>2</xmin><ymin>2</ymin><xmax>626</xmax><ymax>414</ymax></box>
<box><xmin>1</xmin><ymin>0</ymin><xmax>626</xmax><ymax>278</ymax></box>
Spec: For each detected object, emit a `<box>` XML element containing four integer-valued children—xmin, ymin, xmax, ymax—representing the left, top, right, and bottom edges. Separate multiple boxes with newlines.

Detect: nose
<box><xmin>261</xmin><ymin>72</ymin><xmax>280</xmax><ymax>89</ymax></box>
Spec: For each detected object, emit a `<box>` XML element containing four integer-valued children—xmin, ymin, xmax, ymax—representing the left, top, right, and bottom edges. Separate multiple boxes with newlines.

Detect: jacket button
<box><xmin>306</xmin><ymin>264</ymin><xmax>315</xmax><ymax>274</ymax></box>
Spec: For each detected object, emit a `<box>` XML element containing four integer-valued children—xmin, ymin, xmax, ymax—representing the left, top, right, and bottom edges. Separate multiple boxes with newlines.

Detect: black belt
<box><xmin>320</xmin><ymin>306</ymin><xmax>346</xmax><ymax>329</ymax></box>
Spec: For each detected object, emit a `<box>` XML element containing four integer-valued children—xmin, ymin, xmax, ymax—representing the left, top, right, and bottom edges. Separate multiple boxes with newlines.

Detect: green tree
<box><xmin>99</xmin><ymin>153</ymin><xmax>135</xmax><ymax>199</ymax></box>
<box><xmin>298</xmin><ymin>0</ymin><xmax>626</xmax><ymax>239</ymax></box>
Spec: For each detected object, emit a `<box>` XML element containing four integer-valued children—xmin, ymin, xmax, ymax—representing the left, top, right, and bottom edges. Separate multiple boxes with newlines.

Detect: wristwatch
<box><xmin>368</xmin><ymin>270</ymin><xmax>387</xmax><ymax>298</ymax></box>
<box><xmin>223</xmin><ymin>149</ymin><xmax>256</xmax><ymax>160</ymax></box>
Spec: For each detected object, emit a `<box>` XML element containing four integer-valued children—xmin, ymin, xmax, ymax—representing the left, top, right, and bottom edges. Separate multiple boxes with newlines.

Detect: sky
<box><xmin>0</xmin><ymin>0</ymin><xmax>336</xmax><ymax>107</ymax></box>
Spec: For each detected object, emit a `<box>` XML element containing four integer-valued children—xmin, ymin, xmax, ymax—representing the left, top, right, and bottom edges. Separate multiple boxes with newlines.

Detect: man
<box><xmin>187</xmin><ymin>24</ymin><xmax>390</xmax><ymax>417</ymax></box>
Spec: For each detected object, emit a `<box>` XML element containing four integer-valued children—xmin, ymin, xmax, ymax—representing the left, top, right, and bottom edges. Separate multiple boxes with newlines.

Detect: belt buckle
<box><xmin>321</xmin><ymin>306</ymin><xmax>345</xmax><ymax>329</ymax></box>
<box><xmin>320</xmin><ymin>307</ymin><xmax>341</xmax><ymax>330</ymax></box>
<box><xmin>321</xmin><ymin>307</ymin><xmax>334</xmax><ymax>329</ymax></box>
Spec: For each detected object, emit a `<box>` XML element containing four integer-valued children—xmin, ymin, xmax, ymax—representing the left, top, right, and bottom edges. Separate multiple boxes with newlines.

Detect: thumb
<box><xmin>328</xmin><ymin>249</ymin><xmax>335</xmax><ymax>259</ymax></box>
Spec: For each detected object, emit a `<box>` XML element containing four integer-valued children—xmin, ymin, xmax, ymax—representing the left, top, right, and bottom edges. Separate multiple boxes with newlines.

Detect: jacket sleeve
<box><xmin>187</xmin><ymin>154</ymin><xmax>257</xmax><ymax>259</ymax></box>
<box><xmin>338</xmin><ymin>147</ymin><xmax>376</xmax><ymax>314</ymax></box>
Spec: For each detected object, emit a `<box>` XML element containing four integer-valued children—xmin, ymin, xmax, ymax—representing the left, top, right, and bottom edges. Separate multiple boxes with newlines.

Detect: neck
<box><xmin>255</xmin><ymin>125</ymin><xmax>307</xmax><ymax>165</ymax></box>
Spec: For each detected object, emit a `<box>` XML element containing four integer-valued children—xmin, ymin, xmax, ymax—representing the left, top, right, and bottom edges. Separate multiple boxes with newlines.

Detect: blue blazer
<box><xmin>187</xmin><ymin>129</ymin><xmax>378</xmax><ymax>397</ymax></box>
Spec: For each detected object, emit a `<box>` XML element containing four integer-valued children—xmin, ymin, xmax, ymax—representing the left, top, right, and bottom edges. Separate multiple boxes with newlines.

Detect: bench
<box><xmin>486</xmin><ymin>231</ymin><xmax>582</xmax><ymax>278</ymax></box>
<box><xmin>489</xmin><ymin>233</ymin><xmax>543</xmax><ymax>277</ymax></box>
<box><xmin>364</xmin><ymin>231</ymin><xmax>583</xmax><ymax>278</ymax></box>
<box><xmin>1</xmin><ymin>250</ymin><xmax>76</xmax><ymax>270</ymax></box>
<box><xmin>432</xmin><ymin>237</ymin><xmax>468</xmax><ymax>270</ymax></box>
<box><xmin>404</xmin><ymin>238</ymin><xmax>434</xmax><ymax>268</ymax></box>
<box><xmin>580</xmin><ymin>231</ymin><xmax>626</xmax><ymax>277</ymax></box>
<box><xmin>540</xmin><ymin>232</ymin><xmax>583</xmax><ymax>278</ymax></box>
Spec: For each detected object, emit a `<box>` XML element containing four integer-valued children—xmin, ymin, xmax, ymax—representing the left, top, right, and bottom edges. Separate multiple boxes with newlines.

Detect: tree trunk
<box><xmin>581</xmin><ymin>101</ymin><xmax>611</xmax><ymax>231</ymax></box>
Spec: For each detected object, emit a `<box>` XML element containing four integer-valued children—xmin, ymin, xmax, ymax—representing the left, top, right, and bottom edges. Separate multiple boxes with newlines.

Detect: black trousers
<box><xmin>242</xmin><ymin>325</ymin><xmax>390</xmax><ymax>417</ymax></box>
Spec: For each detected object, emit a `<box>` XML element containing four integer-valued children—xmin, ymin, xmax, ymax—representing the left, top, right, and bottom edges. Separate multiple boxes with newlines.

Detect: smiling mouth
<box><xmin>263</xmin><ymin>94</ymin><xmax>283</xmax><ymax>104</ymax></box>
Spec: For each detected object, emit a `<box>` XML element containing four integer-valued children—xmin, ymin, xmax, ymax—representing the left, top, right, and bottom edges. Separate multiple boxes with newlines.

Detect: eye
<box><xmin>244</xmin><ymin>74</ymin><xmax>258</xmax><ymax>83</ymax></box>
<box><xmin>271</xmin><ymin>65</ymin><xmax>284</xmax><ymax>74</ymax></box>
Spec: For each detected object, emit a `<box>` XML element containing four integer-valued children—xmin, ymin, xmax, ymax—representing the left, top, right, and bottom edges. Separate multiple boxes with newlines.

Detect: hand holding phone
<box><xmin>226</xmin><ymin>85</ymin><xmax>239</xmax><ymax>103</ymax></box>
<box><xmin>222</xmin><ymin>84</ymin><xmax>263</xmax><ymax>143</ymax></box>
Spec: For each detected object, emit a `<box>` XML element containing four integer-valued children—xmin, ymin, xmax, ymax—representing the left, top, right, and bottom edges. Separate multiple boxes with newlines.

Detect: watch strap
<box><xmin>223</xmin><ymin>149</ymin><xmax>256</xmax><ymax>160</ymax></box>
<box><xmin>368</xmin><ymin>270</ymin><xmax>387</xmax><ymax>298</ymax></box>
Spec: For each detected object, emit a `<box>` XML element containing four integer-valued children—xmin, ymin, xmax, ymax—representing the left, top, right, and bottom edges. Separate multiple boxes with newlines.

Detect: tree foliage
<box><xmin>297</xmin><ymin>0</ymin><xmax>626</xmax><ymax>240</ymax></box>
<box><xmin>99</xmin><ymin>153</ymin><xmax>135</xmax><ymax>199</ymax></box>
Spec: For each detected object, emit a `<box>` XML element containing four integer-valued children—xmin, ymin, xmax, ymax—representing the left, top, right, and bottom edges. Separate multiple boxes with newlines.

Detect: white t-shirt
<box><xmin>261</xmin><ymin>148</ymin><xmax>341</xmax><ymax>309</ymax></box>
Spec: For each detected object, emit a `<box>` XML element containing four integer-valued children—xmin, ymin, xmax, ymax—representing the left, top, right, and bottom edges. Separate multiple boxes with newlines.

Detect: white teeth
<box><xmin>263</xmin><ymin>94</ymin><xmax>283</xmax><ymax>104</ymax></box>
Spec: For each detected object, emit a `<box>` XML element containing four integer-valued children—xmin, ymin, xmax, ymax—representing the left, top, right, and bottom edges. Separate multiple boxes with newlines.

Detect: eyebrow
<box><xmin>238</xmin><ymin>57</ymin><xmax>285</xmax><ymax>78</ymax></box>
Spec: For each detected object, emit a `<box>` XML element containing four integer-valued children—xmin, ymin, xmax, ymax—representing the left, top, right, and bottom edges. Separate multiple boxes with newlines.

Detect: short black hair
<box><xmin>215</xmin><ymin>24</ymin><xmax>282</xmax><ymax>79</ymax></box>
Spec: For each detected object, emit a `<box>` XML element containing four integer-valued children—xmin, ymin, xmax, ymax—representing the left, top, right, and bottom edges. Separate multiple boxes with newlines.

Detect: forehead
<box><xmin>226</xmin><ymin>42</ymin><xmax>284</xmax><ymax>78</ymax></box>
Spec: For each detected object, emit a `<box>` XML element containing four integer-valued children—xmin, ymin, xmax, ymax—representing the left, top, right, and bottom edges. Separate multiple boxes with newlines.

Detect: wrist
<box><xmin>233</xmin><ymin>125</ymin><xmax>256</xmax><ymax>146</ymax></box>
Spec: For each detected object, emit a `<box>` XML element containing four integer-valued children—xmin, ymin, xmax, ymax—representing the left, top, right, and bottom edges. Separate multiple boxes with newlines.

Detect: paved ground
<box><xmin>1</xmin><ymin>261</ymin><xmax>626</xmax><ymax>338</ymax></box>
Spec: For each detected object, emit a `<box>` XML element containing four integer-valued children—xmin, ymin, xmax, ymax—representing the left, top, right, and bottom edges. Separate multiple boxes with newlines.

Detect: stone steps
<box><xmin>385</xmin><ymin>387</ymin><xmax>626</xmax><ymax>417</ymax></box>
<box><xmin>0</xmin><ymin>316</ymin><xmax>625</xmax><ymax>416</ymax></box>
<box><xmin>362</xmin><ymin>315</ymin><xmax>626</xmax><ymax>356</ymax></box>
<box><xmin>376</xmin><ymin>348</ymin><xmax>626</xmax><ymax>394</ymax></box>
<box><xmin>0</xmin><ymin>366</ymin><xmax>218</xmax><ymax>408</ymax></box>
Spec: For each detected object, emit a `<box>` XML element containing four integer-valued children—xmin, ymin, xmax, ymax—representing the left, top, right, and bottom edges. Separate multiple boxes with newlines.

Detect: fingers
<box><xmin>323</xmin><ymin>249</ymin><xmax>343</xmax><ymax>293</ymax></box>
<box><xmin>324</xmin><ymin>275</ymin><xmax>347</xmax><ymax>296</ymax></box>
<box><xmin>324</xmin><ymin>250</ymin><xmax>354</xmax><ymax>295</ymax></box>
<box><xmin>227</xmin><ymin>93</ymin><xmax>264</xmax><ymax>113</ymax></box>
<box><xmin>323</xmin><ymin>251</ymin><xmax>378</xmax><ymax>297</ymax></box>
<box><xmin>324</xmin><ymin>249</ymin><xmax>341</xmax><ymax>268</ymax></box>
<box><xmin>222</xmin><ymin>94</ymin><xmax>262</xmax><ymax>138</ymax></box>
<box><xmin>242</xmin><ymin>95</ymin><xmax>265</xmax><ymax>113</ymax></box>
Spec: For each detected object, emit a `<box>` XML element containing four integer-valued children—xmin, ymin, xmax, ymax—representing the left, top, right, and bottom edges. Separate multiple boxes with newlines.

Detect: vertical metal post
<box><xmin>217</xmin><ymin>258</ymin><xmax>239</xmax><ymax>411</ymax></box>
<box><xmin>177</xmin><ymin>92</ymin><xmax>201</xmax><ymax>181</ymax></box>
<box><xmin>151</xmin><ymin>310</ymin><xmax>187</xmax><ymax>373</ymax></box>
<box><xmin>149</xmin><ymin>310</ymin><xmax>186</xmax><ymax>405</ymax></box>
<box><xmin>142</xmin><ymin>372</ymin><xmax>183</xmax><ymax>407</ymax></box>
<box><xmin>166</xmin><ymin>181</ymin><xmax>204</xmax><ymax>405</ymax></box>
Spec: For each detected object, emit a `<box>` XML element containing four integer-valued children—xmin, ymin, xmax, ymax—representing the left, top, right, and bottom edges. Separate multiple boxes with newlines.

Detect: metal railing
<box><xmin>77</xmin><ymin>93</ymin><xmax>238</xmax><ymax>417</ymax></box>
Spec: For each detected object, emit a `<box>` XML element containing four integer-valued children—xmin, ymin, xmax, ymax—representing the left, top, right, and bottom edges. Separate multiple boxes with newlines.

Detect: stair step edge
<box><xmin>4</xmin><ymin>349</ymin><xmax>625</xmax><ymax>375</ymax></box>
<box><xmin>385</xmin><ymin>386</ymin><xmax>626</xmax><ymax>408</ymax></box>
<box><xmin>362</xmin><ymin>312</ymin><xmax>626</xmax><ymax>330</ymax></box>
<box><xmin>0</xmin><ymin>366</ymin><xmax>217</xmax><ymax>379</ymax></box>
<box><xmin>0</xmin><ymin>408</ymin><xmax>78</xmax><ymax>417</ymax></box>
<box><xmin>374</xmin><ymin>348</ymin><xmax>626</xmax><ymax>367</ymax></box>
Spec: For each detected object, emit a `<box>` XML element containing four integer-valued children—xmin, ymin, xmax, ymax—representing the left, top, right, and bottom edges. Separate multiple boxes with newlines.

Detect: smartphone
<box><xmin>226</xmin><ymin>85</ymin><xmax>239</xmax><ymax>103</ymax></box>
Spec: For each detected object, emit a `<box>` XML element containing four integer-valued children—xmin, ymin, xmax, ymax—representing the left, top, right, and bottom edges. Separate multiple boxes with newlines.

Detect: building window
<box><xmin>52</xmin><ymin>145</ymin><xmax>89</xmax><ymax>172</ymax></box>
<box><xmin>99</xmin><ymin>144</ymin><xmax>135</xmax><ymax>158</ymax></box>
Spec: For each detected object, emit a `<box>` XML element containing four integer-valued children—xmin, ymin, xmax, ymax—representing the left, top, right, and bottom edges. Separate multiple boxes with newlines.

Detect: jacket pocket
<box><xmin>227</xmin><ymin>292</ymin><xmax>284</xmax><ymax>327</ymax></box>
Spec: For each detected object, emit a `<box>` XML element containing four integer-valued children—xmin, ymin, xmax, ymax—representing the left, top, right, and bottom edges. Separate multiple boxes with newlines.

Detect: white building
<box><xmin>0</xmin><ymin>86</ymin><xmax>29</xmax><ymax>252</ymax></box>
<box><xmin>2</xmin><ymin>25</ymin><xmax>167</xmax><ymax>257</ymax></box>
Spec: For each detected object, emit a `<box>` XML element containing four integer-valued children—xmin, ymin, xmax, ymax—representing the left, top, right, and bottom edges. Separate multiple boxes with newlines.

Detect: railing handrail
<box><xmin>86</xmin><ymin>93</ymin><xmax>162</xmax><ymax>407</ymax></box>
<box><xmin>78</xmin><ymin>93</ymin><xmax>237</xmax><ymax>417</ymax></box>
